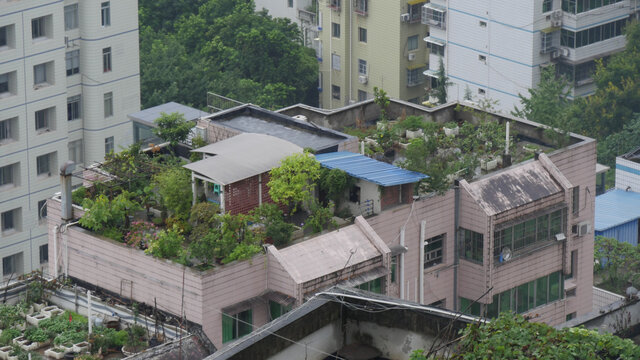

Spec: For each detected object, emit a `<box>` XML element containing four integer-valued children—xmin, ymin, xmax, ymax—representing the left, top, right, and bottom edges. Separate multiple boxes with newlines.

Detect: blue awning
<box><xmin>315</xmin><ymin>152</ymin><xmax>428</xmax><ymax>186</ymax></box>
<box><xmin>595</xmin><ymin>189</ymin><xmax>640</xmax><ymax>231</ymax></box>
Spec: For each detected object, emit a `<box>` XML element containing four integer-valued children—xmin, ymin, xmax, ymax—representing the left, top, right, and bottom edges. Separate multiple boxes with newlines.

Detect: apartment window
<box><xmin>461</xmin><ymin>229</ymin><xmax>483</xmax><ymax>263</ymax></box>
<box><xmin>331</xmin><ymin>85</ymin><xmax>340</xmax><ymax>100</ymax></box>
<box><xmin>572</xmin><ymin>186</ymin><xmax>580</xmax><ymax>215</ymax></box>
<box><xmin>406</xmin><ymin>68</ymin><xmax>424</xmax><ymax>87</ymax></box>
<box><xmin>423</xmin><ymin>6</ymin><xmax>446</xmax><ymax>29</ymax></box>
<box><xmin>35</xmin><ymin>108</ymin><xmax>54</xmax><ymax>132</ymax></box>
<box><xmin>354</xmin><ymin>0</ymin><xmax>368</xmax><ymax>15</ymax></box>
<box><xmin>36</xmin><ymin>153</ymin><xmax>53</xmax><ymax>176</ymax></box>
<box><xmin>67</xmin><ymin>95</ymin><xmax>81</xmax><ymax>121</ymax></box>
<box><xmin>288</xmin><ymin>0</ymin><xmax>294</xmax><ymax>7</ymax></box>
<box><xmin>105</xmin><ymin>136</ymin><xmax>114</xmax><ymax>155</ymax></box>
<box><xmin>66</xmin><ymin>50</ymin><xmax>80</xmax><ymax>76</ymax></box>
<box><xmin>566</xmin><ymin>250</ymin><xmax>578</xmax><ymax>280</ymax></box>
<box><xmin>358</xmin><ymin>59</ymin><xmax>367</xmax><ymax>75</ymax></box>
<box><xmin>103</xmin><ymin>47</ymin><xmax>112</xmax><ymax>72</ymax></box>
<box><xmin>1</xmin><ymin>209</ymin><xmax>19</xmax><ymax>233</ymax></box>
<box><xmin>357</xmin><ymin>90</ymin><xmax>367</xmax><ymax>102</ymax></box>
<box><xmin>408</xmin><ymin>2</ymin><xmax>423</xmax><ymax>23</ymax></box>
<box><xmin>357</xmin><ymin>277</ymin><xmax>382</xmax><ymax>293</ymax></box>
<box><xmin>329</xmin><ymin>0</ymin><xmax>341</xmax><ymax>10</ymax></box>
<box><xmin>2</xmin><ymin>252</ymin><xmax>23</xmax><ymax>277</ymax></box>
<box><xmin>331</xmin><ymin>54</ymin><xmax>341</xmax><ymax>70</ymax></box>
<box><xmin>39</xmin><ymin>245</ymin><xmax>48</xmax><ymax>264</ymax></box>
<box><xmin>543</xmin><ymin>0</ymin><xmax>553</xmax><ymax>12</ymax></box>
<box><xmin>68</xmin><ymin>139</ymin><xmax>83</xmax><ymax>164</ymax></box>
<box><xmin>424</xmin><ymin>234</ymin><xmax>444</xmax><ymax>268</ymax></box>
<box><xmin>222</xmin><ymin>309</ymin><xmax>252</xmax><ymax>343</ymax></box>
<box><xmin>33</xmin><ymin>63</ymin><xmax>48</xmax><ymax>85</ymax></box>
<box><xmin>0</xmin><ymin>164</ymin><xmax>14</xmax><ymax>187</ymax></box>
<box><xmin>427</xmin><ymin>41</ymin><xmax>444</xmax><ymax>56</ymax></box>
<box><xmin>64</xmin><ymin>4</ymin><xmax>79</xmax><ymax>30</ymax></box>
<box><xmin>459</xmin><ymin>297</ymin><xmax>481</xmax><ymax>316</ymax></box>
<box><xmin>561</xmin><ymin>19</ymin><xmax>626</xmax><ymax>48</ymax></box>
<box><xmin>332</xmin><ymin>22</ymin><xmax>340</xmax><ymax>38</ymax></box>
<box><xmin>407</xmin><ymin>35</ymin><xmax>419</xmax><ymax>51</ymax></box>
<box><xmin>478</xmin><ymin>54</ymin><xmax>487</xmax><ymax>62</ymax></box>
<box><xmin>104</xmin><ymin>92</ymin><xmax>113</xmax><ymax>117</ymax></box>
<box><xmin>0</xmin><ymin>26</ymin><xmax>7</xmax><ymax>47</ymax></box>
<box><xmin>358</xmin><ymin>27</ymin><xmax>367</xmax><ymax>43</ymax></box>
<box><xmin>101</xmin><ymin>2</ymin><xmax>111</xmax><ymax>26</ymax></box>
<box><xmin>38</xmin><ymin>199</ymin><xmax>47</xmax><ymax>221</ymax></box>
<box><xmin>0</xmin><ymin>73</ymin><xmax>8</xmax><ymax>95</ymax></box>
<box><xmin>541</xmin><ymin>32</ymin><xmax>553</xmax><ymax>52</ymax></box>
<box><xmin>269</xmin><ymin>301</ymin><xmax>291</xmax><ymax>321</ymax></box>
<box><xmin>562</xmin><ymin>0</ymin><xmax>623</xmax><ymax>14</ymax></box>
<box><xmin>31</xmin><ymin>16</ymin><xmax>47</xmax><ymax>39</ymax></box>
<box><xmin>0</xmin><ymin>118</ymin><xmax>16</xmax><ymax>143</ymax></box>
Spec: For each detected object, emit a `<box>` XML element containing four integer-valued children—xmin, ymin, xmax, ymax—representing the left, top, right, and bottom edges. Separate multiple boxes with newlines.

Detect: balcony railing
<box><xmin>297</xmin><ymin>8</ymin><xmax>316</xmax><ymax>24</ymax></box>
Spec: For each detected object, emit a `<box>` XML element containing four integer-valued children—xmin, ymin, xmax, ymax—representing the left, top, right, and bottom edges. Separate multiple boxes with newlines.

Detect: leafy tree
<box><xmin>250</xmin><ymin>203</ymin><xmax>294</xmax><ymax>247</ymax></box>
<box><xmin>594</xmin><ymin>236</ymin><xmax>640</xmax><ymax>289</ymax></box>
<box><xmin>373</xmin><ymin>87</ymin><xmax>390</xmax><ymax>121</ymax></box>
<box><xmin>268</xmin><ymin>152</ymin><xmax>321</xmax><ymax>213</ymax></box>
<box><xmin>153</xmin><ymin>168</ymin><xmax>193</xmax><ymax>219</ymax></box>
<box><xmin>319</xmin><ymin>168</ymin><xmax>354</xmax><ymax>209</ymax></box>
<box><xmin>304</xmin><ymin>200</ymin><xmax>337</xmax><ymax>234</ymax></box>
<box><xmin>152</xmin><ymin>112</ymin><xmax>194</xmax><ymax>147</ymax></box>
<box><xmin>146</xmin><ymin>225</ymin><xmax>185</xmax><ymax>259</ymax></box>
<box><xmin>430</xmin><ymin>57</ymin><xmax>452</xmax><ymax>105</ymax></box>
<box><xmin>596</xmin><ymin>114</ymin><xmax>640</xmax><ymax>168</ymax></box>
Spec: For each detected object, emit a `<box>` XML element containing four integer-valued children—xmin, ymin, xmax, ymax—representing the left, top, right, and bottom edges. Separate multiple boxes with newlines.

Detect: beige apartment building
<box><xmin>317</xmin><ymin>0</ymin><xmax>429</xmax><ymax>108</ymax></box>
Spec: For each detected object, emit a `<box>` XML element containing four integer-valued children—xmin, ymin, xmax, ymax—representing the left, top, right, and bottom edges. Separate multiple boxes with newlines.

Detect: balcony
<box><xmin>354</xmin><ymin>0</ymin><xmax>368</xmax><ymax>16</ymax></box>
<box><xmin>422</xmin><ymin>3</ymin><xmax>446</xmax><ymax>29</ymax></box>
<box><xmin>328</xmin><ymin>0</ymin><xmax>341</xmax><ymax>11</ymax></box>
<box><xmin>297</xmin><ymin>8</ymin><xmax>316</xmax><ymax>24</ymax></box>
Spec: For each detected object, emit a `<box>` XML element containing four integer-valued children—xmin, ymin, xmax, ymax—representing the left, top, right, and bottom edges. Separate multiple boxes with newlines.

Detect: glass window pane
<box><xmin>516</xmin><ymin>283</ymin><xmax>529</xmax><ymax>313</ymax></box>
<box><xmin>237</xmin><ymin>309</ymin><xmax>252</xmax><ymax>337</ymax></box>
<box><xmin>549</xmin><ymin>272</ymin><xmax>560</xmax><ymax>302</ymax></box>
<box><xmin>536</xmin><ymin>276</ymin><xmax>548</xmax><ymax>307</ymax></box>
<box><xmin>499</xmin><ymin>289</ymin><xmax>512</xmax><ymax>313</ymax></box>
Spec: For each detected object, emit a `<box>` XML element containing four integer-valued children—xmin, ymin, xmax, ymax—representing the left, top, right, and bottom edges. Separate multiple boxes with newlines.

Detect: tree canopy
<box><xmin>139</xmin><ymin>0</ymin><xmax>318</xmax><ymax>110</ymax></box>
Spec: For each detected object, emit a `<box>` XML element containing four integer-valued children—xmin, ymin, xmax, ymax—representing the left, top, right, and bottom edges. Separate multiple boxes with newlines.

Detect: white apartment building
<box><xmin>422</xmin><ymin>0</ymin><xmax>638</xmax><ymax>112</ymax></box>
<box><xmin>0</xmin><ymin>0</ymin><xmax>140</xmax><ymax>278</ymax></box>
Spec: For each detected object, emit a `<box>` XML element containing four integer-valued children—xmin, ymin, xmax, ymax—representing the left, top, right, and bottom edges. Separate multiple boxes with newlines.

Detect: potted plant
<box><xmin>121</xmin><ymin>325</ymin><xmax>147</xmax><ymax>356</ymax></box>
<box><xmin>44</xmin><ymin>347</ymin><xmax>66</xmax><ymax>359</ymax></box>
<box><xmin>443</xmin><ymin>121</ymin><xmax>459</xmax><ymax>136</ymax></box>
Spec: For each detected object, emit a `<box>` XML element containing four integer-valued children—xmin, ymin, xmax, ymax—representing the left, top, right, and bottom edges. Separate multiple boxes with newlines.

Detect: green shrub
<box><xmin>146</xmin><ymin>225</ymin><xmax>185</xmax><ymax>259</ymax></box>
<box><xmin>24</xmin><ymin>328</ymin><xmax>48</xmax><ymax>343</ymax></box>
<box><xmin>266</xmin><ymin>221</ymin><xmax>294</xmax><ymax>248</ymax></box>
<box><xmin>0</xmin><ymin>328</ymin><xmax>21</xmax><ymax>346</ymax></box>
<box><xmin>54</xmin><ymin>330</ymin><xmax>87</xmax><ymax>346</ymax></box>
<box><xmin>0</xmin><ymin>304</ymin><xmax>23</xmax><ymax>330</ymax></box>
<box><xmin>71</xmin><ymin>187</ymin><xmax>87</xmax><ymax>205</ymax></box>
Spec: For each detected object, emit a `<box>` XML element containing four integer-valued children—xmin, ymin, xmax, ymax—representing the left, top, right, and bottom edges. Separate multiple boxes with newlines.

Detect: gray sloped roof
<box><xmin>128</xmin><ymin>102</ymin><xmax>207</xmax><ymax>125</ymax></box>
<box><xmin>183</xmin><ymin>133</ymin><xmax>303</xmax><ymax>185</ymax></box>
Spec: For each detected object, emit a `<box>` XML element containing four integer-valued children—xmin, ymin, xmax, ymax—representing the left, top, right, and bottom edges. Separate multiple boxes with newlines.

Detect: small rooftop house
<box><xmin>128</xmin><ymin>102</ymin><xmax>208</xmax><ymax>145</ymax></box>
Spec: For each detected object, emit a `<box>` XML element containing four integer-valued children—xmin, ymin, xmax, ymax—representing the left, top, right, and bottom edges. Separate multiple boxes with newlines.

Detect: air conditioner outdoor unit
<box><xmin>577</xmin><ymin>221</ymin><xmax>591</xmax><ymax>236</ymax></box>
<box><xmin>401</xmin><ymin>13</ymin><xmax>410</xmax><ymax>22</ymax></box>
<box><xmin>560</xmin><ymin>47</ymin><xmax>570</xmax><ymax>56</ymax></box>
<box><xmin>551</xmin><ymin>19</ymin><xmax>562</xmax><ymax>27</ymax></box>
<box><xmin>408</xmin><ymin>52</ymin><xmax>416</xmax><ymax>61</ymax></box>
<box><xmin>553</xmin><ymin>9</ymin><xmax>563</xmax><ymax>19</ymax></box>
<box><xmin>358</xmin><ymin>75</ymin><xmax>368</xmax><ymax>84</ymax></box>
<box><xmin>550</xmin><ymin>50</ymin><xmax>560</xmax><ymax>59</ymax></box>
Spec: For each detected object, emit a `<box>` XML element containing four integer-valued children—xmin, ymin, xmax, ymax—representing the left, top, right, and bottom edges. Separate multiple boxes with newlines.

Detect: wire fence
<box><xmin>206</xmin><ymin>92</ymin><xmax>244</xmax><ymax>113</ymax></box>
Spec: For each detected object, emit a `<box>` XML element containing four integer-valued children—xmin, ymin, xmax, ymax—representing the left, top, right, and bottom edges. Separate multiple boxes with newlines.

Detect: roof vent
<box><xmin>292</xmin><ymin>115</ymin><xmax>308</xmax><ymax>122</ymax></box>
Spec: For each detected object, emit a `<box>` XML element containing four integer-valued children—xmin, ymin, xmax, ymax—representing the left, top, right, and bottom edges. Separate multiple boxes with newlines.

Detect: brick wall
<box><xmin>224</xmin><ymin>172</ymin><xmax>275</xmax><ymax>215</ymax></box>
<box><xmin>197</xmin><ymin>119</ymin><xmax>241</xmax><ymax>144</ymax></box>
<box><xmin>380</xmin><ymin>183</ymin><xmax>413</xmax><ymax>211</ymax></box>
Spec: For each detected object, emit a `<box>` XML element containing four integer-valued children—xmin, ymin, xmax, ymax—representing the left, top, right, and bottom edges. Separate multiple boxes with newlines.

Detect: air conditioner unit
<box><xmin>553</xmin><ymin>9</ymin><xmax>563</xmax><ymax>19</ymax></box>
<box><xmin>401</xmin><ymin>13</ymin><xmax>410</xmax><ymax>22</ymax></box>
<box><xmin>560</xmin><ymin>47</ymin><xmax>570</xmax><ymax>56</ymax></box>
<box><xmin>551</xmin><ymin>19</ymin><xmax>562</xmax><ymax>27</ymax></box>
<box><xmin>577</xmin><ymin>221</ymin><xmax>591</xmax><ymax>236</ymax></box>
<box><xmin>358</xmin><ymin>74</ymin><xmax>368</xmax><ymax>84</ymax></box>
<box><xmin>408</xmin><ymin>52</ymin><xmax>416</xmax><ymax>61</ymax></box>
<box><xmin>550</xmin><ymin>50</ymin><xmax>560</xmax><ymax>59</ymax></box>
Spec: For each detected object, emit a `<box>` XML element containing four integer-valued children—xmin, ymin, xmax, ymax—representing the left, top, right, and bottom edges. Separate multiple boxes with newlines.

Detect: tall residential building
<box><xmin>0</xmin><ymin>0</ymin><xmax>140</xmax><ymax>278</ymax></box>
<box><xmin>422</xmin><ymin>0</ymin><xmax>638</xmax><ymax>112</ymax></box>
<box><xmin>253</xmin><ymin>0</ymin><xmax>318</xmax><ymax>47</ymax></box>
<box><xmin>317</xmin><ymin>0</ymin><xmax>429</xmax><ymax>108</ymax></box>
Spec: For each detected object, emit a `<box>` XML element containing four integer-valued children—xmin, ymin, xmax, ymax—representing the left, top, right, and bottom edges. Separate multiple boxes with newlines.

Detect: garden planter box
<box><xmin>20</xmin><ymin>340</ymin><xmax>39</xmax><ymax>352</ymax></box>
<box><xmin>405</xmin><ymin>129</ymin><xmax>423</xmax><ymax>139</ymax></box>
<box><xmin>0</xmin><ymin>346</ymin><xmax>12</xmax><ymax>360</ymax></box>
<box><xmin>44</xmin><ymin>348</ymin><xmax>67</xmax><ymax>359</ymax></box>
<box><xmin>33</xmin><ymin>303</ymin><xmax>46</xmax><ymax>312</ymax></box>
<box><xmin>26</xmin><ymin>312</ymin><xmax>50</xmax><ymax>326</ymax></box>
<box><xmin>364</xmin><ymin>137</ymin><xmax>378</xmax><ymax>147</ymax></box>
<box><xmin>444</xmin><ymin>126</ymin><xmax>459</xmax><ymax>136</ymax></box>
<box><xmin>72</xmin><ymin>341</ymin><xmax>89</xmax><ymax>353</ymax></box>
<box><xmin>12</xmin><ymin>336</ymin><xmax>27</xmax><ymax>346</ymax></box>
<box><xmin>41</xmin><ymin>305</ymin><xmax>60</xmax><ymax>316</ymax></box>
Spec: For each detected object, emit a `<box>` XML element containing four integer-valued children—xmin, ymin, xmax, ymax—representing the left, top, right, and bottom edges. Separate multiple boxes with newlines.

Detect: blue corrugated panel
<box><xmin>315</xmin><ymin>152</ymin><xmax>428</xmax><ymax>186</ymax></box>
<box><xmin>595</xmin><ymin>219</ymin><xmax>639</xmax><ymax>246</ymax></box>
<box><xmin>595</xmin><ymin>189</ymin><xmax>640</xmax><ymax>231</ymax></box>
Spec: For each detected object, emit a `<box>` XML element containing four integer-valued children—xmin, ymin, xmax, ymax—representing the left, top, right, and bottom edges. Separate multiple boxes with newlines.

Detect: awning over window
<box><xmin>424</xmin><ymin>36</ymin><xmax>445</xmax><ymax>46</ymax></box>
<box><xmin>407</xmin><ymin>63</ymin><xmax>427</xmax><ymax>70</ymax></box>
<box><xmin>424</xmin><ymin>69</ymin><xmax>439</xmax><ymax>78</ymax></box>
<box><xmin>423</xmin><ymin>2</ymin><xmax>446</xmax><ymax>11</ymax></box>
<box><xmin>541</xmin><ymin>26</ymin><xmax>560</xmax><ymax>33</ymax></box>
<box><xmin>408</xmin><ymin>0</ymin><xmax>426</xmax><ymax>5</ymax></box>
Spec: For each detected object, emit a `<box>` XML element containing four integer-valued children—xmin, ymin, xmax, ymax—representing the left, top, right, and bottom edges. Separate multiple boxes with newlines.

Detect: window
<box><xmin>36</xmin><ymin>153</ymin><xmax>52</xmax><ymax>176</ymax></box>
<box><xmin>406</xmin><ymin>68</ymin><xmax>424</xmax><ymax>87</ymax></box>
<box><xmin>561</xmin><ymin>19</ymin><xmax>626</xmax><ymax>48</ymax></box>
<box><xmin>332</xmin><ymin>22</ymin><xmax>340</xmax><ymax>38</ymax></box>
<box><xmin>459</xmin><ymin>297</ymin><xmax>481</xmax><ymax>316</ymax></box>
<box><xmin>427</xmin><ymin>41</ymin><xmax>444</xmax><ymax>56</ymax></box>
<box><xmin>331</xmin><ymin>85</ymin><xmax>340</xmax><ymax>100</ymax></box>
<box><xmin>329</xmin><ymin>0</ymin><xmax>341</xmax><ymax>10</ymax></box>
<box><xmin>407</xmin><ymin>35</ymin><xmax>418</xmax><ymax>51</ymax></box>
<box><xmin>287</xmin><ymin>0</ymin><xmax>293</xmax><ymax>8</ymax></box>
<box><xmin>349</xmin><ymin>185</ymin><xmax>360</xmax><ymax>203</ymax></box>
<box><xmin>103</xmin><ymin>47</ymin><xmax>112</xmax><ymax>72</ymax></box>
<box><xmin>461</xmin><ymin>229</ymin><xmax>483</xmax><ymax>263</ymax></box>
<box><xmin>331</xmin><ymin>54</ymin><xmax>341</xmax><ymax>70</ymax></box>
<box><xmin>543</xmin><ymin>0</ymin><xmax>553</xmax><ymax>12</ymax></box>
<box><xmin>68</xmin><ymin>139</ymin><xmax>83</xmax><ymax>164</ymax></box>
<box><xmin>0</xmin><ymin>164</ymin><xmax>14</xmax><ymax>187</ymax></box>
<box><xmin>33</xmin><ymin>63</ymin><xmax>48</xmax><ymax>85</ymax></box>
<box><xmin>105</xmin><ymin>136</ymin><xmax>114</xmax><ymax>155</ymax></box>
<box><xmin>478</xmin><ymin>54</ymin><xmax>487</xmax><ymax>62</ymax></box>
<box><xmin>479</xmin><ymin>21</ymin><xmax>487</xmax><ymax>27</ymax></box>
<box><xmin>222</xmin><ymin>309</ymin><xmax>252</xmax><ymax>343</ymax></box>
<box><xmin>104</xmin><ymin>92</ymin><xmax>113</xmax><ymax>117</ymax></box>
<box><xmin>408</xmin><ymin>2</ymin><xmax>424</xmax><ymax>23</ymax></box>
<box><xmin>562</xmin><ymin>0</ymin><xmax>623</xmax><ymax>14</ymax></box>
<box><xmin>67</xmin><ymin>95</ymin><xmax>81</xmax><ymax>121</ymax></box>
<box><xmin>64</xmin><ymin>4</ymin><xmax>79</xmax><ymax>30</ymax></box>
<box><xmin>35</xmin><ymin>108</ymin><xmax>50</xmax><ymax>131</ymax></box>
<box><xmin>566</xmin><ymin>250</ymin><xmax>578</xmax><ymax>280</ymax></box>
<box><xmin>572</xmin><ymin>186</ymin><xmax>579</xmax><ymax>215</ymax></box>
<box><xmin>269</xmin><ymin>301</ymin><xmax>291</xmax><ymax>320</ymax></box>
<box><xmin>424</xmin><ymin>234</ymin><xmax>444</xmax><ymax>268</ymax></box>
<box><xmin>38</xmin><ymin>199</ymin><xmax>47</xmax><ymax>221</ymax></box>
<box><xmin>101</xmin><ymin>2</ymin><xmax>111</xmax><ymax>26</ymax></box>
<box><xmin>2</xmin><ymin>252</ymin><xmax>23</xmax><ymax>277</ymax></box>
<box><xmin>423</xmin><ymin>6</ymin><xmax>446</xmax><ymax>29</ymax></box>
<box><xmin>0</xmin><ymin>72</ymin><xmax>15</xmax><ymax>97</ymax></box>
<box><xmin>566</xmin><ymin>312</ymin><xmax>576</xmax><ymax>321</ymax></box>
<box><xmin>0</xmin><ymin>118</ymin><xmax>15</xmax><ymax>143</ymax></box>
<box><xmin>39</xmin><ymin>245</ymin><xmax>48</xmax><ymax>264</ymax></box>
<box><xmin>1</xmin><ymin>209</ymin><xmax>19</xmax><ymax>233</ymax></box>
<box><xmin>31</xmin><ymin>16</ymin><xmax>47</xmax><ymax>39</ymax></box>
<box><xmin>357</xmin><ymin>90</ymin><xmax>368</xmax><ymax>102</ymax></box>
<box><xmin>354</xmin><ymin>0</ymin><xmax>368</xmax><ymax>15</ymax></box>
<box><xmin>0</xmin><ymin>73</ymin><xmax>8</xmax><ymax>94</ymax></box>
<box><xmin>0</xmin><ymin>26</ymin><xmax>7</xmax><ymax>47</ymax></box>
<box><xmin>358</xmin><ymin>27</ymin><xmax>367</xmax><ymax>43</ymax></box>
<box><xmin>357</xmin><ymin>277</ymin><xmax>382</xmax><ymax>293</ymax></box>
<box><xmin>66</xmin><ymin>50</ymin><xmax>80</xmax><ymax>76</ymax></box>
<box><xmin>541</xmin><ymin>32</ymin><xmax>553</xmax><ymax>52</ymax></box>
<box><xmin>358</xmin><ymin>59</ymin><xmax>367</xmax><ymax>75</ymax></box>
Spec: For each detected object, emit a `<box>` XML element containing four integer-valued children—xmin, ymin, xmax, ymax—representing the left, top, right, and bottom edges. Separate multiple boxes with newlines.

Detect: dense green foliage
<box><xmin>152</xmin><ymin>112</ymin><xmax>194</xmax><ymax>147</ymax></box>
<box><xmin>139</xmin><ymin>0</ymin><xmax>318</xmax><ymax>109</ymax></box>
<box><xmin>153</xmin><ymin>168</ymin><xmax>193</xmax><ymax>219</ymax></box>
<box><xmin>431</xmin><ymin>57</ymin><xmax>452</xmax><ymax>105</ymax></box>
<box><xmin>594</xmin><ymin>235</ymin><xmax>640</xmax><ymax>292</ymax></box>
<box><xmin>268</xmin><ymin>152</ymin><xmax>321</xmax><ymax>213</ymax></box>
<box><xmin>411</xmin><ymin>313</ymin><xmax>640</xmax><ymax>359</ymax></box>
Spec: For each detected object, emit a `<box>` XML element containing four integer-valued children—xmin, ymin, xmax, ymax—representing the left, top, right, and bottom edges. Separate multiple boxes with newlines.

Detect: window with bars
<box><xmin>406</xmin><ymin>67</ymin><xmax>425</xmax><ymax>87</ymax></box>
<box><xmin>358</xmin><ymin>59</ymin><xmax>367</xmax><ymax>75</ymax></box>
<box><xmin>461</xmin><ymin>229</ymin><xmax>483</xmax><ymax>263</ymax></box>
<box><xmin>543</xmin><ymin>0</ymin><xmax>553</xmax><ymax>12</ymax></box>
<box><xmin>331</xmin><ymin>85</ymin><xmax>340</xmax><ymax>100</ymax></box>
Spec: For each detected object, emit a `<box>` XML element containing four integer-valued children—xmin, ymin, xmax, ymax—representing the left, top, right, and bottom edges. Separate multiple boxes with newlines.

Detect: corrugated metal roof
<box><xmin>183</xmin><ymin>134</ymin><xmax>302</xmax><ymax>185</ymax></box>
<box><xmin>315</xmin><ymin>152</ymin><xmax>428</xmax><ymax>186</ymax></box>
<box><xmin>595</xmin><ymin>189</ymin><xmax>640</xmax><ymax>231</ymax></box>
<box><xmin>128</xmin><ymin>102</ymin><xmax>207</xmax><ymax>125</ymax></box>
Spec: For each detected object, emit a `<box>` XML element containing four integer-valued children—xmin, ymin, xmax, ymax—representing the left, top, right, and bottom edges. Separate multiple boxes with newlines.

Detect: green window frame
<box><xmin>222</xmin><ymin>309</ymin><xmax>253</xmax><ymax>343</ymax></box>
<box><xmin>358</xmin><ymin>277</ymin><xmax>382</xmax><ymax>293</ymax></box>
<box><xmin>461</xmin><ymin>229</ymin><xmax>483</xmax><ymax>263</ymax></box>
<box><xmin>269</xmin><ymin>300</ymin><xmax>292</xmax><ymax>321</ymax></box>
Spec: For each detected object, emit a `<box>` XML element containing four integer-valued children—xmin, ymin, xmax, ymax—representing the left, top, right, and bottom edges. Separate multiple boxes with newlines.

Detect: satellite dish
<box><xmin>501</xmin><ymin>247</ymin><xmax>512</xmax><ymax>262</ymax></box>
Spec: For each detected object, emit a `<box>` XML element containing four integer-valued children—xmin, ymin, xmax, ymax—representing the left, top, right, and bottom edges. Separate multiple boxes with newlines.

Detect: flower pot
<box><xmin>20</xmin><ymin>340</ymin><xmax>39</xmax><ymax>352</ymax></box>
<box><xmin>26</xmin><ymin>312</ymin><xmax>50</xmax><ymax>326</ymax></box>
<box><xmin>72</xmin><ymin>341</ymin><xmax>89</xmax><ymax>353</ymax></box>
<box><xmin>405</xmin><ymin>129</ymin><xmax>424</xmax><ymax>139</ymax></box>
<box><xmin>12</xmin><ymin>336</ymin><xmax>27</xmax><ymax>346</ymax></box>
<box><xmin>444</xmin><ymin>126</ymin><xmax>459</xmax><ymax>136</ymax></box>
<box><xmin>122</xmin><ymin>345</ymin><xmax>140</xmax><ymax>357</ymax></box>
<box><xmin>0</xmin><ymin>346</ymin><xmax>12</xmax><ymax>360</ymax></box>
<box><xmin>41</xmin><ymin>305</ymin><xmax>60</xmax><ymax>316</ymax></box>
<box><xmin>33</xmin><ymin>303</ymin><xmax>46</xmax><ymax>312</ymax></box>
<box><xmin>44</xmin><ymin>347</ymin><xmax>67</xmax><ymax>360</ymax></box>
